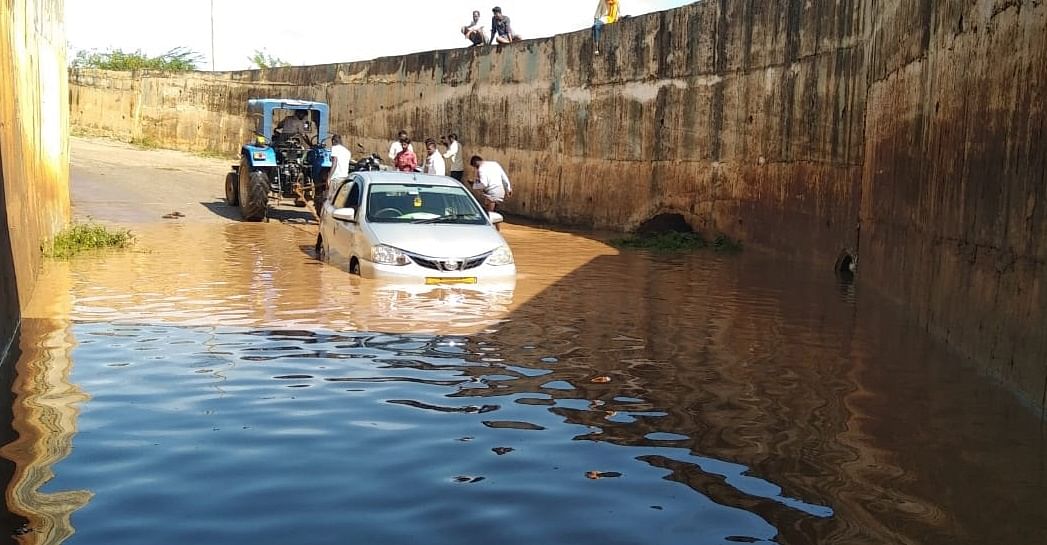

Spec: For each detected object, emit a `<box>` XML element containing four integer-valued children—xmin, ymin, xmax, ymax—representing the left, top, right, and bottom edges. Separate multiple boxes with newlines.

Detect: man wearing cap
<box><xmin>490</xmin><ymin>7</ymin><xmax>517</xmax><ymax>45</ymax></box>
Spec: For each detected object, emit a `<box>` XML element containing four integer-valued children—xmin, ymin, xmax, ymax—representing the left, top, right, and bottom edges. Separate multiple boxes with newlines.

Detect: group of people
<box><xmin>385</xmin><ymin>130</ymin><xmax>512</xmax><ymax>218</ymax></box>
<box><xmin>460</xmin><ymin>1</ymin><xmax>621</xmax><ymax>54</ymax></box>
<box><xmin>461</xmin><ymin>6</ymin><xmax>520</xmax><ymax>46</ymax></box>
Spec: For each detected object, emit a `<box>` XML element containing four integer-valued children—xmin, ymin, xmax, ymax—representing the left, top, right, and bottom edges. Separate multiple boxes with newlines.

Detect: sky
<box><xmin>66</xmin><ymin>0</ymin><xmax>693</xmax><ymax>71</ymax></box>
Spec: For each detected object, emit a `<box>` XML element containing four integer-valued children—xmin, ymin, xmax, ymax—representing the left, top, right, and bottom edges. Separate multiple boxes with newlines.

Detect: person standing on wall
<box><xmin>469</xmin><ymin>155</ymin><xmax>512</xmax><ymax>230</ymax></box>
<box><xmin>593</xmin><ymin>0</ymin><xmax>620</xmax><ymax>55</ymax></box>
<box><xmin>318</xmin><ymin>134</ymin><xmax>352</xmax><ymax>216</ymax></box>
<box><xmin>424</xmin><ymin>138</ymin><xmax>446</xmax><ymax>176</ymax></box>
<box><xmin>442</xmin><ymin>133</ymin><xmax>465</xmax><ymax>182</ymax></box>
<box><xmin>389</xmin><ymin>130</ymin><xmax>414</xmax><ymax>162</ymax></box>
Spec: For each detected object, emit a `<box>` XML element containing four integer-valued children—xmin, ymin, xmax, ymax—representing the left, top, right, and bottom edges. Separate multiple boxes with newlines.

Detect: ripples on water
<box><xmin>2</xmin><ymin>223</ymin><xmax>1045</xmax><ymax>545</ymax></box>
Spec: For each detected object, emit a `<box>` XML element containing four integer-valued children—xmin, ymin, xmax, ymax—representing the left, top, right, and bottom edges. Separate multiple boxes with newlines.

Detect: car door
<box><xmin>321</xmin><ymin>180</ymin><xmax>349</xmax><ymax>259</ymax></box>
<box><xmin>328</xmin><ymin>178</ymin><xmax>363</xmax><ymax>267</ymax></box>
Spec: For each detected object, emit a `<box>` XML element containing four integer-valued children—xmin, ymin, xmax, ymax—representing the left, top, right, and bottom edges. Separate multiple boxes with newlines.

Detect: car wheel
<box><xmin>315</xmin><ymin>234</ymin><xmax>324</xmax><ymax>259</ymax></box>
<box><xmin>349</xmin><ymin>257</ymin><xmax>361</xmax><ymax>275</ymax></box>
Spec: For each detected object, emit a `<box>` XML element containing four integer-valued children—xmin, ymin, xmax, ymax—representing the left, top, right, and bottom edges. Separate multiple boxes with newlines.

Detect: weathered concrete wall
<box><xmin>1</xmin><ymin>0</ymin><xmax>71</xmax><ymax>361</ymax></box>
<box><xmin>67</xmin><ymin>0</ymin><xmax>1047</xmax><ymax>408</ymax></box>
<box><xmin>861</xmin><ymin>0</ymin><xmax>1047</xmax><ymax>408</ymax></box>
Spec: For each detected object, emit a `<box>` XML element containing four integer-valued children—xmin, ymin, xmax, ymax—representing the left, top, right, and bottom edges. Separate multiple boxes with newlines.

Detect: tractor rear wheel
<box><xmin>239</xmin><ymin>168</ymin><xmax>269</xmax><ymax>222</ymax></box>
<box><xmin>224</xmin><ymin>172</ymin><xmax>239</xmax><ymax>206</ymax></box>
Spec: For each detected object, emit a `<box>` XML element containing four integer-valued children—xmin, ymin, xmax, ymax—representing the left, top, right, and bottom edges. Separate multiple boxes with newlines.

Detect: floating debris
<box><xmin>453</xmin><ymin>476</ymin><xmax>485</xmax><ymax>484</ymax></box>
<box><xmin>585</xmin><ymin>471</ymin><xmax>623</xmax><ymax>480</ymax></box>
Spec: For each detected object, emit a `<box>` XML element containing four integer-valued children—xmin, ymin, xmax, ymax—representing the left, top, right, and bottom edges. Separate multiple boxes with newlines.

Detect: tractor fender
<box><xmin>241</xmin><ymin>144</ymin><xmax>277</xmax><ymax>167</ymax></box>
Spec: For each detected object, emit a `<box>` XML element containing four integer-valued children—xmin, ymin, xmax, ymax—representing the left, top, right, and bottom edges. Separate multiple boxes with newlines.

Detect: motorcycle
<box><xmin>349</xmin><ymin>143</ymin><xmax>383</xmax><ymax>172</ymax></box>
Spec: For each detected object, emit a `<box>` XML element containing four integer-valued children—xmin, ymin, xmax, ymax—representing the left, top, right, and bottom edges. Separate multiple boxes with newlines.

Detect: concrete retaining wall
<box><xmin>68</xmin><ymin>0</ymin><xmax>1046</xmax><ymax>408</ymax></box>
<box><xmin>861</xmin><ymin>1</ymin><xmax>1047</xmax><ymax>409</ymax></box>
<box><xmin>1</xmin><ymin>0</ymin><xmax>71</xmax><ymax>362</ymax></box>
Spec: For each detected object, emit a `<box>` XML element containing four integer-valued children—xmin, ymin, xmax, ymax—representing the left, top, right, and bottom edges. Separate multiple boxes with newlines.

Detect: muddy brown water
<box><xmin>1</xmin><ymin>222</ymin><xmax>1044</xmax><ymax>545</ymax></box>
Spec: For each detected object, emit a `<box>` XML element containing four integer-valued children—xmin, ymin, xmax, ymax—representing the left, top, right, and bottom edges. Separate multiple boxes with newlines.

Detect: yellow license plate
<box><xmin>425</xmin><ymin>277</ymin><xmax>477</xmax><ymax>285</ymax></box>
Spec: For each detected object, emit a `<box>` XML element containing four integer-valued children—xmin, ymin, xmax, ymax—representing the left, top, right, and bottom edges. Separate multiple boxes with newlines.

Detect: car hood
<box><xmin>368</xmin><ymin>222</ymin><xmax>507</xmax><ymax>258</ymax></box>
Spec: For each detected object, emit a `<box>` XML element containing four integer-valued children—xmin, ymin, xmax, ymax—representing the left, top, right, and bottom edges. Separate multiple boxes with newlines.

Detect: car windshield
<box><xmin>366</xmin><ymin>183</ymin><xmax>487</xmax><ymax>224</ymax></box>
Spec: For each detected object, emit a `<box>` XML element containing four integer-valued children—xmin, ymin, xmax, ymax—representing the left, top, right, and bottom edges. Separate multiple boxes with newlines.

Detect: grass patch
<box><xmin>43</xmin><ymin>223</ymin><xmax>135</xmax><ymax>259</ymax></box>
<box><xmin>611</xmin><ymin>231</ymin><xmax>743</xmax><ymax>253</ymax></box>
<box><xmin>130</xmin><ymin>136</ymin><xmax>160</xmax><ymax>150</ymax></box>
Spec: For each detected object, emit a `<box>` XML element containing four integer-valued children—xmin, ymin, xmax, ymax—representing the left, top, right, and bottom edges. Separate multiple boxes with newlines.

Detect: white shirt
<box><xmin>465</xmin><ymin>17</ymin><xmax>484</xmax><ymax>33</ymax></box>
<box><xmin>425</xmin><ymin>151</ymin><xmax>446</xmax><ymax>176</ymax></box>
<box><xmin>442</xmin><ymin>140</ymin><xmax>464</xmax><ymax>172</ymax></box>
<box><xmin>472</xmin><ymin>161</ymin><xmax>512</xmax><ymax>201</ymax></box>
<box><xmin>388</xmin><ymin>141</ymin><xmax>414</xmax><ymax>161</ymax></box>
<box><xmin>330</xmin><ymin>144</ymin><xmax>352</xmax><ymax>179</ymax></box>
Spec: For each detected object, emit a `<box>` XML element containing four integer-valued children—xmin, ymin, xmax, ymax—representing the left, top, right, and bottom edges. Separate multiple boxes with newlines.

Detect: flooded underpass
<box><xmin>2</xmin><ymin>220</ymin><xmax>1046</xmax><ymax>545</ymax></box>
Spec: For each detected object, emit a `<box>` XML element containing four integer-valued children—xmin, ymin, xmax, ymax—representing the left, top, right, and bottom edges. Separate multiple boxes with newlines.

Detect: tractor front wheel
<box><xmin>224</xmin><ymin>172</ymin><xmax>239</xmax><ymax>206</ymax></box>
<box><xmin>239</xmin><ymin>169</ymin><xmax>269</xmax><ymax>222</ymax></box>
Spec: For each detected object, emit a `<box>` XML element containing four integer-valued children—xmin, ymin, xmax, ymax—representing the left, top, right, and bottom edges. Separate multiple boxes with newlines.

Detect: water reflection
<box><xmin>1</xmin><ymin>318</ymin><xmax>92</xmax><ymax>545</ymax></box>
<box><xmin>3</xmin><ymin>222</ymin><xmax>1045</xmax><ymax>545</ymax></box>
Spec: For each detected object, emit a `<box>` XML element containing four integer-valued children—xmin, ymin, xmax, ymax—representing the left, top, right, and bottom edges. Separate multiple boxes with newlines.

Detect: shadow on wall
<box><xmin>0</xmin><ymin>148</ymin><xmax>31</xmax><ymax>535</ymax></box>
<box><xmin>0</xmin><ymin>145</ymin><xmax>21</xmax><ymax>361</ymax></box>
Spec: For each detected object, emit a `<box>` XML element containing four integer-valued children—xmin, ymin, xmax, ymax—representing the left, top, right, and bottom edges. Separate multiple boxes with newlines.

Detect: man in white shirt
<box><xmin>469</xmin><ymin>155</ymin><xmax>512</xmax><ymax>229</ymax></box>
<box><xmin>318</xmin><ymin>134</ymin><xmax>352</xmax><ymax>216</ymax></box>
<box><xmin>461</xmin><ymin>10</ymin><xmax>487</xmax><ymax>46</ymax></box>
<box><xmin>388</xmin><ymin>130</ymin><xmax>414</xmax><ymax>162</ymax></box>
<box><xmin>442</xmin><ymin>133</ymin><xmax>465</xmax><ymax>182</ymax></box>
<box><xmin>423</xmin><ymin>138</ymin><xmax>446</xmax><ymax>176</ymax></box>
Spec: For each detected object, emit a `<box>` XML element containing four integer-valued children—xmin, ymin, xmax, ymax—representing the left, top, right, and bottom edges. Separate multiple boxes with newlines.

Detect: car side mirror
<box><xmin>332</xmin><ymin>208</ymin><xmax>356</xmax><ymax>222</ymax></box>
<box><xmin>489</xmin><ymin>212</ymin><xmax>504</xmax><ymax>224</ymax></box>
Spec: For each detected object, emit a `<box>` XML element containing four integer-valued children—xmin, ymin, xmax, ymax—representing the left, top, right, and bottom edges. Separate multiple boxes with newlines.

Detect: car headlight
<box><xmin>371</xmin><ymin>245</ymin><xmax>411</xmax><ymax>266</ymax></box>
<box><xmin>486</xmin><ymin>245</ymin><xmax>514</xmax><ymax>266</ymax></box>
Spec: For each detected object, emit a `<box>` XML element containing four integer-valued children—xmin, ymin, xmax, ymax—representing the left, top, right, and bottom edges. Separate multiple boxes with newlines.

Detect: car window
<box><xmin>334</xmin><ymin>182</ymin><xmax>356</xmax><ymax>209</ymax></box>
<box><xmin>366</xmin><ymin>183</ymin><xmax>486</xmax><ymax>224</ymax></box>
<box><xmin>330</xmin><ymin>182</ymin><xmax>350</xmax><ymax>209</ymax></box>
<box><xmin>346</xmin><ymin>182</ymin><xmax>361</xmax><ymax>208</ymax></box>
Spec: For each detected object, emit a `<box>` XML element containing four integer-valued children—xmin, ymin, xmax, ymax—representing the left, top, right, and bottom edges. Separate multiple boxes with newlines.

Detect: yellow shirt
<box><xmin>595</xmin><ymin>0</ymin><xmax>619</xmax><ymax>24</ymax></box>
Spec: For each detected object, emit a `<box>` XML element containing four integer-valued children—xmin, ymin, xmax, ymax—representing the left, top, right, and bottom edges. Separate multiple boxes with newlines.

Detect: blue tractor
<box><xmin>224</xmin><ymin>99</ymin><xmax>332</xmax><ymax>221</ymax></box>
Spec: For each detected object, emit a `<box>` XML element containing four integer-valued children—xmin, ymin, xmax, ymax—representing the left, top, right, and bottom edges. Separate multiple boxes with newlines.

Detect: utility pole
<box><xmin>210</xmin><ymin>0</ymin><xmax>216</xmax><ymax>71</ymax></box>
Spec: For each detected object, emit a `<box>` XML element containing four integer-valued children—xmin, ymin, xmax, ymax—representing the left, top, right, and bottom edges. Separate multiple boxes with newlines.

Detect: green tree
<box><xmin>72</xmin><ymin>47</ymin><xmax>203</xmax><ymax>71</ymax></box>
<box><xmin>248</xmin><ymin>49</ymin><xmax>291</xmax><ymax>69</ymax></box>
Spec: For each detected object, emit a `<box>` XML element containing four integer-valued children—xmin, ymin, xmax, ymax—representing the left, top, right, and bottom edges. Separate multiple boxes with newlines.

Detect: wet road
<box><xmin>1</xmin><ymin>140</ymin><xmax>1045</xmax><ymax>544</ymax></box>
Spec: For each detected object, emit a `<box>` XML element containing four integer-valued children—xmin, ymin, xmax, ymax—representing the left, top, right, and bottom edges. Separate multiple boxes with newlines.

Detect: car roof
<box><xmin>356</xmin><ymin>172</ymin><xmax>465</xmax><ymax>188</ymax></box>
<box><xmin>248</xmin><ymin>99</ymin><xmax>327</xmax><ymax>110</ymax></box>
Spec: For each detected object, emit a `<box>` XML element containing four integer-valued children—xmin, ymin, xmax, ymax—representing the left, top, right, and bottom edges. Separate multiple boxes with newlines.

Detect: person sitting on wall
<box><xmin>461</xmin><ymin>10</ymin><xmax>488</xmax><ymax>46</ymax></box>
<box><xmin>592</xmin><ymin>0</ymin><xmax>620</xmax><ymax>55</ymax></box>
<box><xmin>489</xmin><ymin>7</ymin><xmax>520</xmax><ymax>45</ymax></box>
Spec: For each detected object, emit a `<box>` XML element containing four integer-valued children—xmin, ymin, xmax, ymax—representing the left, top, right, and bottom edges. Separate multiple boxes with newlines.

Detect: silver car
<box><xmin>317</xmin><ymin>172</ymin><xmax>516</xmax><ymax>285</ymax></box>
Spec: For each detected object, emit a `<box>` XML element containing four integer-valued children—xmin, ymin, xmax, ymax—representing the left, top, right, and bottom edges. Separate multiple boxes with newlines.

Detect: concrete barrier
<box><xmin>0</xmin><ymin>0</ymin><xmax>71</xmax><ymax>363</ymax></box>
